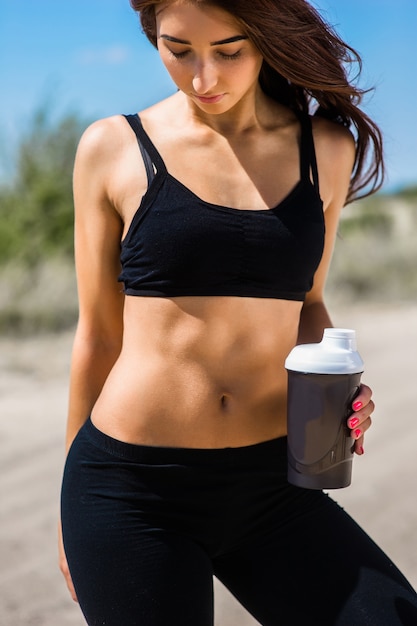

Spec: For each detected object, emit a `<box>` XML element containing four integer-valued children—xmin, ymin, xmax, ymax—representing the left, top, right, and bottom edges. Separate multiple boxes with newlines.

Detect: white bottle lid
<box><xmin>285</xmin><ymin>328</ymin><xmax>364</xmax><ymax>375</ymax></box>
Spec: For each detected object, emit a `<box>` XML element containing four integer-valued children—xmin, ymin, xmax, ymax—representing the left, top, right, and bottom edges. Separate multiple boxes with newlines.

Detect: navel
<box><xmin>220</xmin><ymin>394</ymin><xmax>229</xmax><ymax>411</ymax></box>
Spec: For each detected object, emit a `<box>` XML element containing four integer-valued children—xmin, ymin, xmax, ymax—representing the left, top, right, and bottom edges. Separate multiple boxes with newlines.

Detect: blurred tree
<box><xmin>0</xmin><ymin>108</ymin><xmax>88</xmax><ymax>265</ymax></box>
<box><xmin>398</xmin><ymin>185</ymin><xmax>417</xmax><ymax>200</ymax></box>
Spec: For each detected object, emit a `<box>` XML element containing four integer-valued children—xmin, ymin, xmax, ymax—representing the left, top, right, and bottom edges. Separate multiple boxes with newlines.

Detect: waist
<box><xmin>91</xmin><ymin>296</ymin><xmax>299</xmax><ymax>446</ymax></box>
<box><xmin>82</xmin><ymin>416</ymin><xmax>288</xmax><ymax>462</ymax></box>
<box><xmin>92</xmin><ymin>354</ymin><xmax>289</xmax><ymax>448</ymax></box>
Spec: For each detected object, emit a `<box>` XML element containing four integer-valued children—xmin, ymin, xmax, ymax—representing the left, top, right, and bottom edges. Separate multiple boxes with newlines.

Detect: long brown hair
<box><xmin>130</xmin><ymin>0</ymin><xmax>384</xmax><ymax>203</ymax></box>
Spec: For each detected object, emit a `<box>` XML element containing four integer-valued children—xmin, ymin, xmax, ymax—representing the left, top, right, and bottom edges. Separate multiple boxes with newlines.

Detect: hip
<box><xmin>61</xmin><ymin>417</ymin><xmax>329</xmax><ymax>556</ymax></box>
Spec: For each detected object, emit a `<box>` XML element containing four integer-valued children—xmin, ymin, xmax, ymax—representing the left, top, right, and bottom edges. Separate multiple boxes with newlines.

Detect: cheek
<box><xmin>234</xmin><ymin>59</ymin><xmax>263</xmax><ymax>88</ymax></box>
<box><xmin>160</xmin><ymin>57</ymin><xmax>189</xmax><ymax>88</ymax></box>
<box><xmin>249</xmin><ymin>55</ymin><xmax>264</xmax><ymax>79</ymax></box>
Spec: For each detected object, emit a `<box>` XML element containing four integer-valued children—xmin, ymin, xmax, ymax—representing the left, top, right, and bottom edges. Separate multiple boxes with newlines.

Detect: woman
<box><xmin>60</xmin><ymin>1</ymin><xmax>417</xmax><ymax>624</ymax></box>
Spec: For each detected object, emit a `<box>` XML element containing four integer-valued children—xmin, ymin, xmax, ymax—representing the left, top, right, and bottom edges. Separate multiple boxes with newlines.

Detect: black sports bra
<box><xmin>118</xmin><ymin>113</ymin><xmax>325</xmax><ymax>301</ymax></box>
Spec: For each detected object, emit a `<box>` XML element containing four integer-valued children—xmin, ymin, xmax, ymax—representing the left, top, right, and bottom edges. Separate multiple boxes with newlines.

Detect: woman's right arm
<box><xmin>65</xmin><ymin>119</ymin><xmax>126</xmax><ymax>453</ymax></box>
<box><xmin>59</xmin><ymin>119</ymin><xmax>126</xmax><ymax>600</ymax></box>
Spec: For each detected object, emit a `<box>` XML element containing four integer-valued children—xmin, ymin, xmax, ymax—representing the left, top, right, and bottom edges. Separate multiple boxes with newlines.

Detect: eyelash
<box><xmin>169</xmin><ymin>49</ymin><xmax>242</xmax><ymax>61</ymax></box>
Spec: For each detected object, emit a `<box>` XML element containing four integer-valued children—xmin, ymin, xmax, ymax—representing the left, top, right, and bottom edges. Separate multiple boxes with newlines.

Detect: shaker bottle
<box><xmin>285</xmin><ymin>328</ymin><xmax>364</xmax><ymax>490</ymax></box>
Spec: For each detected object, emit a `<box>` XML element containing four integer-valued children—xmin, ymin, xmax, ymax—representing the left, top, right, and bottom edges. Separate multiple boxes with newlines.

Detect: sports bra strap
<box><xmin>298</xmin><ymin>113</ymin><xmax>320</xmax><ymax>194</ymax></box>
<box><xmin>125</xmin><ymin>112</ymin><xmax>320</xmax><ymax>195</ymax></box>
<box><xmin>124</xmin><ymin>114</ymin><xmax>166</xmax><ymax>186</ymax></box>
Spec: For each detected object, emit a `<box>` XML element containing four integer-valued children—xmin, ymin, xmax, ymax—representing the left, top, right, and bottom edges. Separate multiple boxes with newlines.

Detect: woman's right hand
<box><xmin>58</xmin><ymin>522</ymin><xmax>78</xmax><ymax>602</ymax></box>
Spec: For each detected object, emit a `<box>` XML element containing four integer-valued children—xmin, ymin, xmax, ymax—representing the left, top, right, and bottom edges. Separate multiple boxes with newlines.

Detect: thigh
<box><xmin>214</xmin><ymin>489</ymin><xmax>417</xmax><ymax>626</ymax></box>
<box><xmin>61</xmin><ymin>430</ymin><xmax>214</xmax><ymax>626</ymax></box>
<box><xmin>67</xmin><ymin>526</ymin><xmax>214</xmax><ymax>626</ymax></box>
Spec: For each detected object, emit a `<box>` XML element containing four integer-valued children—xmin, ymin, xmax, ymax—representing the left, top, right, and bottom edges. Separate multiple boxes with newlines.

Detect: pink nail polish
<box><xmin>349</xmin><ymin>417</ymin><xmax>360</xmax><ymax>429</ymax></box>
<box><xmin>353</xmin><ymin>401</ymin><xmax>363</xmax><ymax>411</ymax></box>
<box><xmin>354</xmin><ymin>429</ymin><xmax>362</xmax><ymax>439</ymax></box>
<box><xmin>360</xmin><ymin>446</ymin><xmax>365</xmax><ymax>455</ymax></box>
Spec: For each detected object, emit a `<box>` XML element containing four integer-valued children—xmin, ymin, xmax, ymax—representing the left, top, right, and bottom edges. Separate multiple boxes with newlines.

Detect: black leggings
<box><xmin>61</xmin><ymin>418</ymin><xmax>417</xmax><ymax>626</ymax></box>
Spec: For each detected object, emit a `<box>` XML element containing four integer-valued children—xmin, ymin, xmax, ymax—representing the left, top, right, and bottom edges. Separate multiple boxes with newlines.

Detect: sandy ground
<box><xmin>0</xmin><ymin>303</ymin><xmax>416</xmax><ymax>626</ymax></box>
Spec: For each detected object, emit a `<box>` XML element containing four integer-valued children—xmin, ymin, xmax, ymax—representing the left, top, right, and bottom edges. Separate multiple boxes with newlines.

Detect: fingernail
<box><xmin>360</xmin><ymin>446</ymin><xmax>365</xmax><ymax>455</ymax></box>
<box><xmin>349</xmin><ymin>417</ymin><xmax>360</xmax><ymax>429</ymax></box>
<box><xmin>354</xmin><ymin>429</ymin><xmax>362</xmax><ymax>439</ymax></box>
<box><xmin>353</xmin><ymin>401</ymin><xmax>363</xmax><ymax>411</ymax></box>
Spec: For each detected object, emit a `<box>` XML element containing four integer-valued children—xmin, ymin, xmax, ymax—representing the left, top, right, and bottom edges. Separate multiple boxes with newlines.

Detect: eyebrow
<box><xmin>160</xmin><ymin>35</ymin><xmax>248</xmax><ymax>46</ymax></box>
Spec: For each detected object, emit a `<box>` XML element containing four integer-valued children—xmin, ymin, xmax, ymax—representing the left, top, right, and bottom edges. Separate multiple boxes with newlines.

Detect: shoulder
<box><xmin>75</xmin><ymin>115</ymin><xmax>132</xmax><ymax>170</ymax></box>
<box><xmin>311</xmin><ymin>115</ymin><xmax>355</xmax><ymax>164</ymax></box>
<box><xmin>311</xmin><ymin>115</ymin><xmax>356</xmax><ymax>208</ymax></box>
<box><xmin>74</xmin><ymin>114</ymin><xmax>145</xmax><ymax>210</ymax></box>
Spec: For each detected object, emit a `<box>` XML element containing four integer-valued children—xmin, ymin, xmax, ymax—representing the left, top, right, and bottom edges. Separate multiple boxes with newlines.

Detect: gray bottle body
<box><xmin>285</xmin><ymin>329</ymin><xmax>364</xmax><ymax>490</ymax></box>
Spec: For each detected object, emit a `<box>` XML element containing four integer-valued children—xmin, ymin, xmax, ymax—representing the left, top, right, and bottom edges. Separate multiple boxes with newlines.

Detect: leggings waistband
<box><xmin>82</xmin><ymin>417</ymin><xmax>287</xmax><ymax>467</ymax></box>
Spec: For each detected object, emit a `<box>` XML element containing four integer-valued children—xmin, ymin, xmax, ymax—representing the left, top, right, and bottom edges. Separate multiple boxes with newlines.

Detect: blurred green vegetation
<box><xmin>0</xmin><ymin>108</ymin><xmax>87</xmax><ymax>265</ymax></box>
<box><xmin>327</xmin><ymin>191</ymin><xmax>417</xmax><ymax>303</ymax></box>
<box><xmin>0</xmin><ymin>109</ymin><xmax>416</xmax><ymax>334</ymax></box>
<box><xmin>0</xmin><ymin>108</ymin><xmax>88</xmax><ymax>333</ymax></box>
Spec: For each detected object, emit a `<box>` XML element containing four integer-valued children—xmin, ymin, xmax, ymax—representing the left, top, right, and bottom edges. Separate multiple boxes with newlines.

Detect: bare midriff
<box><xmin>91</xmin><ymin>295</ymin><xmax>303</xmax><ymax>448</ymax></box>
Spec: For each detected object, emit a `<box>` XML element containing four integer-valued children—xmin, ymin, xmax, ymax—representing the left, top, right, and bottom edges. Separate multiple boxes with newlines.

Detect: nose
<box><xmin>192</xmin><ymin>59</ymin><xmax>218</xmax><ymax>94</ymax></box>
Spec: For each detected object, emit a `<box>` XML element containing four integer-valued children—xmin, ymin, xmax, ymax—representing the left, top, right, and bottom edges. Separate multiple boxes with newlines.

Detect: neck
<box><xmin>180</xmin><ymin>84</ymin><xmax>272</xmax><ymax>136</ymax></box>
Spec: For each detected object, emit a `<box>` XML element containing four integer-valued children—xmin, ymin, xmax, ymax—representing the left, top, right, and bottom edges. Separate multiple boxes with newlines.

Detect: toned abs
<box><xmin>91</xmin><ymin>295</ymin><xmax>302</xmax><ymax>448</ymax></box>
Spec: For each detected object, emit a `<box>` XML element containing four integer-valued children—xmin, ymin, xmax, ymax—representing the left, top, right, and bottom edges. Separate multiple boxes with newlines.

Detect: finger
<box><xmin>64</xmin><ymin>568</ymin><xmax>78</xmax><ymax>603</ymax></box>
<box><xmin>353</xmin><ymin>435</ymin><xmax>365</xmax><ymax>456</ymax></box>
<box><xmin>59</xmin><ymin>556</ymin><xmax>78</xmax><ymax>603</ymax></box>
<box><xmin>58</xmin><ymin>522</ymin><xmax>78</xmax><ymax>602</ymax></box>
<box><xmin>348</xmin><ymin>401</ymin><xmax>374</xmax><ymax>430</ymax></box>
<box><xmin>349</xmin><ymin>415</ymin><xmax>372</xmax><ymax>438</ymax></box>
<box><xmin>351</xmin><ymin>416</ymin><xmax>372</xmax><ymax>455</ymax></box>
<box><xmin>68</xmin><ymin>579</ymin><xmax>78</xmax><ymax>603</ymax></box>
<box><xmin>351</xmin><ymin>383</ymin><xmax>372</xmax><ymax>412</ymax></box>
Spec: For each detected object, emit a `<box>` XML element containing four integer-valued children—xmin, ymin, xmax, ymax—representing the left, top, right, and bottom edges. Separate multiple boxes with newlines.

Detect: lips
<box><xmin>193</xmin><ymin>93</ymin><xmax>224</xmax><ymax>104</ymax></box>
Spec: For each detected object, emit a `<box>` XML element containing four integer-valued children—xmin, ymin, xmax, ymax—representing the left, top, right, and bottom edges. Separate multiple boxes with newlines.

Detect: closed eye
<box><xmin>218</xmin><ymin>50</ymin><xmax>242</xmax><ymax>61</ymax></box>
<box><xmin>168</xmin><ymin>49</ymin><xmax>189</xmax><ymax>59</ymax></box>
<box><xmin>168</xmin><ymin>48</ymin><xmax>242</xmax><ymax>61</ymax></box>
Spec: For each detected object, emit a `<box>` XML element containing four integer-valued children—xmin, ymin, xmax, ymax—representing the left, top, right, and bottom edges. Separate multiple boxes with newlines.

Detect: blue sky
<box><xmin>1</xmin><ymin>0</ymin><xmax>416</xmax><ymax>190</ymax></box>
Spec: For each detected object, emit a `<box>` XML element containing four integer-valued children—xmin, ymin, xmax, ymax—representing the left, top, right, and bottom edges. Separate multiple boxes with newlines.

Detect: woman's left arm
<box><xmin>297</xmin><ymin>117</ymin><xmax>374</xmax><ymax>455</ymax></box>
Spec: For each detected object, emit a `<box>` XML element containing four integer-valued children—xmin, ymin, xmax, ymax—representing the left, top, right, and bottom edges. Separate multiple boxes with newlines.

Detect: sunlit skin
<box><xmin>69</xmin><ymin>0</ymin><xmax>373</xmax><ymax>453</ymax></box>
<box><xmin>59</xmin><ymin>1</ymin><xmax>374</xmax><ymax>601</ymax></box>
<box><xmin>156</xmin><ymin>3</ymin><xmax>264</xmax><ymax>123</ymax></box>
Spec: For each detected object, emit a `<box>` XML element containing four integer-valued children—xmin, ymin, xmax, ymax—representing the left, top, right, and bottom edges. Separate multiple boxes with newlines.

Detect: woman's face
<box><xmin>156</xmin><ymin>1</ymin><xmax>263</xmax><ymax>114</ymax></box>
